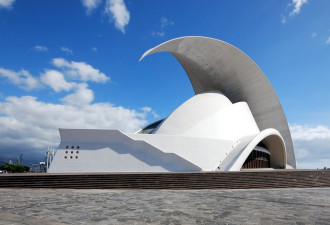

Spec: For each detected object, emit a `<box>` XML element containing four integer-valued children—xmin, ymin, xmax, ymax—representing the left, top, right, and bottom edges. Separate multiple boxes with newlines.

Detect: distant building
<box><xmin>48</xmin><ymin>36</ymin><xmax>295</xmax><ymax>173</ymax></box>
<box><xmin>30</xmin><ymin>162</ymin><xmax>46</xmax><ymax>173</ymax></box>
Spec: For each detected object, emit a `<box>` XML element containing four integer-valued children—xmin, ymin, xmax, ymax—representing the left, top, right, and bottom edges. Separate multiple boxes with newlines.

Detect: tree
<box><xmin>0</xmin><ymin>163</ymin><xmax>30</xmax><ymax>173</ymax></box>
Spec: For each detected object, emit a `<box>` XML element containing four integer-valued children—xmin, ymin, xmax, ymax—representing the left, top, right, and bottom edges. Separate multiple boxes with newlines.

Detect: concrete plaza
<box><xmin>0</xmin><ymin>188</ymin><xmax>329</xmax><ymax>224</ymax></box>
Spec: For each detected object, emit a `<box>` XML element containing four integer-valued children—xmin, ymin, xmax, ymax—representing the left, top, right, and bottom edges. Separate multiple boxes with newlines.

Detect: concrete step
<box><xmin>0</xmin><ymin>170</ymin><xmax>329</xmax><ymax>189</ymax></box>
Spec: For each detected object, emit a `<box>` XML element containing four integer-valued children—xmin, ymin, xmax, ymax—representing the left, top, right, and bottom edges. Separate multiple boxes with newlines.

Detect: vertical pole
<box><xmin>46</xmin><ymin>147</ymin><xmax>49</xmax><ymax>172</ymax></box>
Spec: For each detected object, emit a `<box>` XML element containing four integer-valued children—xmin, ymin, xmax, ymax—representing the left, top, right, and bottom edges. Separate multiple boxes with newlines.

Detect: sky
<box><xmin>0</xmin><ymin>0</ymin><xmax>329</xmax><ymax>169</ymax></box>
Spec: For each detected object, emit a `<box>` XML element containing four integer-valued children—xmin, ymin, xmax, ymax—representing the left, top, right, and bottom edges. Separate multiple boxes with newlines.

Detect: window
<box><xmin>138</xmin><ymin>119</ymin><xmax>164</xmax><ymax>134</ymax></box>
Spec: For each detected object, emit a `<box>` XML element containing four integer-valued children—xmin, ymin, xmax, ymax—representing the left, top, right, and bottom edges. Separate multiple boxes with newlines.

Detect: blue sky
<box><xmin>0</xmin><ymin>0</ymin><xmax>329</xmax><ymax>168</ymax></box>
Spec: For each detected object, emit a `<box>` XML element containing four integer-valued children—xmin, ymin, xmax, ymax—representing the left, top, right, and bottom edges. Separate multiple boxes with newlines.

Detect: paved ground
<box><xmin>0</xmin><ymin>188</ymin><xmax>329</xmax><ymax>225</ymax></box>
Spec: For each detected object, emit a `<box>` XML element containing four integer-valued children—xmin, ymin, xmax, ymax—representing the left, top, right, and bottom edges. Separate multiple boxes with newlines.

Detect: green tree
<box><xmin>0</xmin><ymin>163</ymin><xmax>30</xmax><ymax>173</ymax></box>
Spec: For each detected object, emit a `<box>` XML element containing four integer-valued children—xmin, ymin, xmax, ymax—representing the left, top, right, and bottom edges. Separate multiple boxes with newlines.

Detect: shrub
<box><xmin>0</xmin><ymin>163</ymin><xmax>30</xmax><ymax>173</ymax></box>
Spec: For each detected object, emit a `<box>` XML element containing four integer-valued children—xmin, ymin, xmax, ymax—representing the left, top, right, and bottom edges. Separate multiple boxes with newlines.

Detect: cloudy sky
<box><xmin>0</xmin><ymin>0</ymin><xmax>329</xmax><ymax>168</ymax></box>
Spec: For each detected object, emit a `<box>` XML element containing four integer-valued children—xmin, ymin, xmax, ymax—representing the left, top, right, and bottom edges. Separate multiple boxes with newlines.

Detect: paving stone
<box><xmin>0</xmin><ymin>188</ymin><xmax>329</xmax><ymax>224</ymax></box>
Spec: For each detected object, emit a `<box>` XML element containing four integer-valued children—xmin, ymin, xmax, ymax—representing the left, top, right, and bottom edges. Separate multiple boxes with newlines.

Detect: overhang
<box><xmin>140</xmin><ymin>36</ymin><xmax>296</xmax><ymax>168</ymax></box>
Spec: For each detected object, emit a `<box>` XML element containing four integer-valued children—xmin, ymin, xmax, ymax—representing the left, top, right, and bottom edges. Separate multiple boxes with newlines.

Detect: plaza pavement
<box><xmin>0</xmin><ymin>188</ymin><xmax>329</xmax><ymax>224</ymax></box>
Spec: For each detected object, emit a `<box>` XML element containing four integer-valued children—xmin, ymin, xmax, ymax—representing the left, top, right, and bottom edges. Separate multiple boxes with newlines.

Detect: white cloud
<box><xmin>92</xmin><ymin>47</ymin><xmax>98</xmax><ymax>52</ymax></box>
<box><xmin>289</xmin><ymin>0</ymin><xmax>308</xmax><ymax>16</ymax></box>
<box><xmin>326</xmin><ymin>36</ymin><xmax>330</xmax><ymax>44</ymax></box>
<box><xmin>0</xmin><ymin>95</ymin><xmax>150</xmax><ymax>162</ymax></box>
<box><xmin>141</xmin><ymin>106</ymin><xmax>152</xmax><ymax>113</ymax></box>
<box><xmin>52</xmin><ymin>58</ymin><xmax>68</xmax><ymax>67</ymax></box>
<box><xmin>0</xmin><ymin>67</ymin><xmax>39</xmax><ymax>91</ymax></box>
<box><xmin>0</xmin><ymin>57</ymin><xmax>153</xmax><ymax>163</ymax></box>
<box><xmin>0</xmin><ymin>58</ymin><xmax>122</xmax><ymax>162</ymax></box>
<box><xmin>52</xmin><ymin>58</ymin><xmax>109</xmax><ymax>83</ymax></box>
<box><xmin>151</xmin><ymin>17</ymin><xmax>174</xmax><ymax>37</ymax></box>
<box><xmin>105</xmin><ymin>0</ymin><xmax>130</xmax><ymax>33</ymax></box>
<box><xmin>151</xmin><ymin>32</ymin><xmax>165</xmax><ymax>37</ymax></box>
<box><xmin>281</xmin><ymin>14</ymin><xmax>287</xmax><ymax>24</ymax></box>
<box><xmin>81</xmin><ymin>0</ymin><xmax>102</xmax><ymax>14</ymax></box>
<box><xmin>61</xmin><ymin>83</ymin><xmax>94</xmax><ymax>105</ymax></box>
<box><xmin>290</xmin><ymin>124</ymin><xmax>330</xmax><ymax>141</ymax></box>
<box><xmin>141</xmin><ymin>106</ymin><xmax>159</xmax><ymax>119</ymax></box>
<box><xmin>160</xmin><ymin>17</ymin><xmax>174</xmax><ymax>29</ymax></box>
<box><xmin>0</xmin><ymin>58</ymin><xmax>108</xmax><ymax>92</ymax></box>
<box><xmin>34</xmin><ymin>45</ymin><xmax>48</xmax><ymax>52</ymax></box>
<box><xmin>290</xmin><ymin>124</ymin><xmax>330</xmax><ymax>169</ymax></box>
<box><xmin>60</xmin><ymin>46</ymin><xmax>73</xmax><ymax>55</ymax></box>
<box><xmin>311</xmin><ymin>32</ymin><xmax>317</xmax><ymax>38</ymax></box>
<box><xmin>281</xmin><ymin>0</ymin><xmax>308</xmax><ymax>24</ymax></box>
<box><xmin>41</xmin><ymin>70</ymin><xmax>76</xmax><ymax>92</ymax></box>
<box><xmin>0</xmin><ymin>0</ymin><xmax>15</xmax><ymax>9</ymax></box>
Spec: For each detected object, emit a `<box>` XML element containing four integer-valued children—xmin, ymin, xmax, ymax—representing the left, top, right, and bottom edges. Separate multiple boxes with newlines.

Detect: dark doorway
<box><xmin>242</xmin><ymin>149</ymin><xmax>270</xmax><ymax>169</ymax></box>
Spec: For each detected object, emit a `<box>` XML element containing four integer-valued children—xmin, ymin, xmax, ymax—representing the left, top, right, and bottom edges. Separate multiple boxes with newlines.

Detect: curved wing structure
<box><xmin>48</xmin><ymin>36</ymin><xmax>295</xmax><ymax>173</ymax></box>
<box><xmin>141</xmin><ymin>36</ymin><xmax>295</xmax><ymax>168</ymax></box>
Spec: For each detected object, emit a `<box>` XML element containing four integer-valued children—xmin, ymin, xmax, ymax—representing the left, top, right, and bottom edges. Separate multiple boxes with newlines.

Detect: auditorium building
<box><xmin>48</xmin><ymin>36</ymin><xmax>296</xmax><ymax>173</ymax></box>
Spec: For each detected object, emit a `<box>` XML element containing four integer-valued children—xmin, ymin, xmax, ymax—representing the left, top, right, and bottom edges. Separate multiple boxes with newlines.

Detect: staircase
<box><xmin>0</xmin><ymin>170</ymin><xmax>329</xmax><ymax>189</ymax></box>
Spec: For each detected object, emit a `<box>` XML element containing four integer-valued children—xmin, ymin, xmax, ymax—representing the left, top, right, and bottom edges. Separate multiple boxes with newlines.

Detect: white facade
<box><xmin>48</xmin><ymin>36</ymin><xmax>294</xmax><ymax>173</ymax></box>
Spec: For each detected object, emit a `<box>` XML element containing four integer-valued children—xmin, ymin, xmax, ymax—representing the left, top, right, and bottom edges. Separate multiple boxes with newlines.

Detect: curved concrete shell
<box><xmin>226</xmin><ymin>128</ymin><xmax>286</xmax><ymax>171</ymax></box>
<box><xmin>48</xmin><ymin>36</ymin><xmax>295</xmax><ymax>173</ymax></box>
<box><xmin>140</xmin><ymin>36</ymin><xmax>296</xmax><ymax>168</ymax></box>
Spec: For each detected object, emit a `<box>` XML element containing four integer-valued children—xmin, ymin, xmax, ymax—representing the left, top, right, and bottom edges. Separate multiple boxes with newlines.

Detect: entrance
<box><xmin>242</xmin><ymin>146</ymin><xmax>270</xmax><ymax>169</ymax></box>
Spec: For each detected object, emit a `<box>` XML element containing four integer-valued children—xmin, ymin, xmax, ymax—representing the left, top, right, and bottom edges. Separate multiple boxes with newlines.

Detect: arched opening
<box><xmin>242</xmin><ymin>144</ymin><xmax>270</xmax><ymax>169</ymax></box>
<box><xmin>240</xmin><ymin>133</ymin><xmax>286</xmax><ymax>170</ymax></box>
<box><xmin>228</xmin><ymin>128</ymin><xmax>287</xmax><ymax>171</ymax></box>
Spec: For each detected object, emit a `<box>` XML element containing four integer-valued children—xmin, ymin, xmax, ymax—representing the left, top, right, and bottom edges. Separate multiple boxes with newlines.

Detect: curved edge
<box><xmin>140</xmin><ymin>36</ymin><xmax>237</xmax><ymax>62</ymax></box>
<box><xmin>228</xmin><ymin>128</ymin><xmax>286</xmax><ymax>171</ymax></box>
<box><xmin>139</xmin><ymin>36</ymin><xmax>295</xmax><ymax>169</ymax></box>
<box><xmin>140</xmin><ymin>48</ymin><xmax>154</xmax><ymax>62</ymax></box>
<box><xmin>140</xmin><ymin>36</ymin><xmax>188</xmax><ymax>61</ymax></box>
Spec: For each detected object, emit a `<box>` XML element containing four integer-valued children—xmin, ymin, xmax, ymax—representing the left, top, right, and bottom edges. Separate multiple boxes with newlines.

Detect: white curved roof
<box><xmin>140</xmin><ymin>36</ymin><xmax>296</xmax><ymax>168</ymax></box>
<box><xmin>154</xmin><ymin>92</ymin><xmax>233</xmax><ymax>135</ymax></box>
<box><xmin>154</xmin><ymin>92</ymin><xmax>260</xmax><ymax>141</ymax></box>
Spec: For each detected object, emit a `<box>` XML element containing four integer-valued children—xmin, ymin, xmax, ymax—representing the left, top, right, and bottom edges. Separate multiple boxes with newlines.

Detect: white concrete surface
<box><xmin>154</xmin><ymin>92</ymin><xmax>260</xmax><ymax>141</ymax></box>
<box><xmin>49</xmin><ymin>36</ymin><xmax>293</xmax><ymax>173</ymax></box>
<box><xmin>48</xmin><ymin>129</ymin><xmax>201</xmax><ymax>173</ymax></box>
<box><xmin>141</xmin><ymin>36</ymin><xmax>295</xmax><ymax>168</ymax></box>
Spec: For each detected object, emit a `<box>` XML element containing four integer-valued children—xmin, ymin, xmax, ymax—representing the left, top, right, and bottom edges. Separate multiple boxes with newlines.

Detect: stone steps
<box><xmin>0</xmin><ymin>170</ymin><xmax>329</xmax><ymax>189</ymax></box>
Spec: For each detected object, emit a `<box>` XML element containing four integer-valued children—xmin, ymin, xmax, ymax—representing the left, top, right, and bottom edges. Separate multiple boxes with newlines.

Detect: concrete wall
<box><xmin>48</xmin><ymin>129</ymin><xmax>201</xmax><ymax>173</ymax></box>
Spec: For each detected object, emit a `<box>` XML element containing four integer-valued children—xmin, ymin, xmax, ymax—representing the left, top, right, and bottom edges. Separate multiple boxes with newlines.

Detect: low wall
<box><xmin>0</xmin><ymin>170</ymin><xmax>329</xmax><ymax>189</ymax></box>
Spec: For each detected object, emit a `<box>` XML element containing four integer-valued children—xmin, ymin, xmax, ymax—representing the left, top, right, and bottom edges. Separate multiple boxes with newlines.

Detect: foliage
<box><xmin>0</xmin><ymin>163</ymin><xmax>30</xmax><ymax>173</ymax></box>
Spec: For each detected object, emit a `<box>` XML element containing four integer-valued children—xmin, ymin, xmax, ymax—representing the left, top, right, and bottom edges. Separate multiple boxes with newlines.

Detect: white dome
<box><xmin>155</xmin><ymin>92</ymin><xmax>260</xmax><ymax>140</ymax></box>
